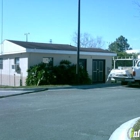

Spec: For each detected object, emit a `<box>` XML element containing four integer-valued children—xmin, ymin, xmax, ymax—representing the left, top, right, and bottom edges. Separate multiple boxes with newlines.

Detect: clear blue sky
<box><xmin>1</xmin><ymin>0</ymin><xmax>140</xmax><ymax>49</ymax></box>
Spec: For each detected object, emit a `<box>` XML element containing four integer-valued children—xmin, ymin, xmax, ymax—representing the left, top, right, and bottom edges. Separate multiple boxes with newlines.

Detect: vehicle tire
<box><xmin>138</xmin><ymin>81</ymin><xmax>140</xmax><ymax>87</ymax></box>
<box><xmin>128</xmin><ymin>81</ymin><xmax>132</xmax><ymax>87</ymax></box>
<box><xmin>121</xmin><ymin>81</ymin><xmax>128</xmax><ymax>85</ymax></box>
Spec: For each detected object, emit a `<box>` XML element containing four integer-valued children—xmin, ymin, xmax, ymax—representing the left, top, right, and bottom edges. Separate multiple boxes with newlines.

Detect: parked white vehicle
<box><xmin>107</xmin><ymin>56</ymin><xmax>140</xmax><ymax>86</ymax></box>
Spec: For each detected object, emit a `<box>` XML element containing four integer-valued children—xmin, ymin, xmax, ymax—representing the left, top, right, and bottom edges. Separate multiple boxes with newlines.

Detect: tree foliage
<box><xmin>72</xmin><ymin>32</ymin><xmax>104</xmax><ymax>48</ymax></box>
<box><xmin>108</xmin><ymin>35</ymin><xmax>132</xmax><ymax>52</ymax></box>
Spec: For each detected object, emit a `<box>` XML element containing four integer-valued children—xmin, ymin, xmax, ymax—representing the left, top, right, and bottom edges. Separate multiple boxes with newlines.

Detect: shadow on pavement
<box><xmin>48</xmin><ymin>83</ymin><xmax>122</xmax><ymax>90</ymax></box>
<box><xmin>78</xmin><ymin>83</ymin><xmax>122</xmax><ymax>90</ymax></box>
<box><xmin>127</xmin><ymin>84</ymin><xmax>140</xmax><ymax>89</ymax></box>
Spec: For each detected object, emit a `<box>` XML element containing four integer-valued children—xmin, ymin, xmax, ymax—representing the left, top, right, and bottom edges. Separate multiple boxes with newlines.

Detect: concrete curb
<box><xmin>109</xmin><ymin>117</ymin><xmax>140</xmax><ymax>140</ymax></box>
<box><xmin>0</xmin><ymin>88</ymin><xmax>48</xmax><ymax>98</ymax></box>
<box><xmin>0</xmin><ymin>88</ymin><xmax>48</xmax><ymax>91</ymax></box>
<box><xmin>0</xmin><ymin>83</ymin><xmax>121</xmax><ymax>98</ymax></box>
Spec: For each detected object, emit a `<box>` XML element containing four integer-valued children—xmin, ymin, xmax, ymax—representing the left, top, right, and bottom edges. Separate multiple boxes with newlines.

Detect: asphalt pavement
<box><xmin>0</xmin><ymin>87</ymin><xmax>48</xmax><ymax>98</ymax></box>
<box><xmin>0</xmin><ymin>85</ymin><xmax>140</xmax><ymax>140</ymax></box>
<box><xmin>0</xmin><ymin>83</ymin><xmax>121</xmax><ymax>98</ymax></box>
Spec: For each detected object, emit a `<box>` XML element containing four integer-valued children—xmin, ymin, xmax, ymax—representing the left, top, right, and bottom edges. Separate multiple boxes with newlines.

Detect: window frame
<box><xmin>137</xmin><ymin>61</ymin><xmax>140</xmax><ymax>67</ymax></box>
<box><xmin>15</xmin><ymin>57</ymin><xmax>20</xmax><ymax>65</ymax></box>
<box><xmin>43</xmin><ymin>57</ymin><xmax>53</xmax><ymax>66</ymax></box>
<box><xmin>0</xmin><ymin>58</ymin><xmax>3</xmax><ymax>69</ymax></box>
<box><xmin>79</xmin><ymin>59</ymin><xmax>87</xmax><ymax>70</ymax></box>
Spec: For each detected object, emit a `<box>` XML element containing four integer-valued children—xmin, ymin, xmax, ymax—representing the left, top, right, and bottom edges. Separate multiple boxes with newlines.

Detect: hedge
<box><xmin>26</xmin><ymin>60</ymin><xmax>91</xmax><ymax>86</ymax></box>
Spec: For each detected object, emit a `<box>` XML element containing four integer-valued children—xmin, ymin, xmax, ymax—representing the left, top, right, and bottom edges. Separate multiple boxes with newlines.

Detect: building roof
<box><xmin>8</xmin><ymin>40</ymin><xmax>114</xmax><ymax>54</ymax></box>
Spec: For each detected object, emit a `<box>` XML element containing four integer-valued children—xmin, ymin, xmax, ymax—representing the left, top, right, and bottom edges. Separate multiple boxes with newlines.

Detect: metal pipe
<box><xmin>24</xmin><ymin>33</ymin><xmax>30</xmax><ymax>42</ymax></box>
<box><xmin>114</xmin><ymin>60</ymin><xmax>116</xmax><ymax>69</ymax></box>
<box><xmin>14</xmin><ymin>74</ymin><xmax>15</xmax><ymax>86</ymax></box>
<box><xmin>9</xmin><ymin>58</ymin><xmax>10</xmax><ymax>86</ymax></box>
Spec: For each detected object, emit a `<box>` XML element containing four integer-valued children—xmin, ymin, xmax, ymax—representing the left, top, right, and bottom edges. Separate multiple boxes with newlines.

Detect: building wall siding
<box><xmin>1</xmin><ymin>40</ymin><xmax>26</xmax><ymax>54</ymax></box>
<box><xmin>28</xmin><ymin>53</ymin><xmax>112</xmax><ymax>83</ymax></box>
<box><xmin>0</xmin><ymin>53</ymin><xmax>28</xmax><ymax>86</ymax></box>
<box><xmin>0</xmin><ymin>52</ymin><xmax>113</xmax><ymax>86</ymax></box>
<box><xmin>0</xmin><ymin>74</ymin><xmax>26</xmax><ymax>86</ymax></box>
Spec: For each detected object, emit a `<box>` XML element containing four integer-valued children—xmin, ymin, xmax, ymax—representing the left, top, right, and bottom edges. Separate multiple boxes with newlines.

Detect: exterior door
<box><xmin>92</xmin><ymin>59</ymin><xmax>105</xmax><ymax>83</ymax></box>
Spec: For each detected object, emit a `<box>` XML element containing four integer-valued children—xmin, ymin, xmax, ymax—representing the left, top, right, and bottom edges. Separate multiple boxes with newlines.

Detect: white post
<box><xmin>114</xmin><ymin>59</ymin><xmax>116</xmax><ymax>69</ymax></box>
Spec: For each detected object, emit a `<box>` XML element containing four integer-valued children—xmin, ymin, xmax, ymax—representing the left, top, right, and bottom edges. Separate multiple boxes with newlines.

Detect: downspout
<box><xmin>14</xmin><ymin>74</ymin><xmax>15</xmax><ymax>87</ymax></box>
<box><xmin>9</xmin><ymin>58</ymin><xmax>10</xmax><ymax>86</ymax></box>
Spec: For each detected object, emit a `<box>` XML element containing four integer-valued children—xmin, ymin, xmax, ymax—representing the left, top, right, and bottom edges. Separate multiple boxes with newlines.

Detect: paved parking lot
<box><xmin>0</xmin><ymin>85</ymin><xmax>140</xmax><ymax>140</ymax></box>
<box><xmin>0</xmin><ymin>90</ymin><xmax>27</xmax><ymax>96</ymax></box>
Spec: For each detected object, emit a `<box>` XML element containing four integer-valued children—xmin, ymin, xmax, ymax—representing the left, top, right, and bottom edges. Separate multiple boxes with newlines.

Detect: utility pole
<box><xmin>76</xmin><ymin>0</ymin><xmax>81</xmax><ymax>84</ymax></box>
<box><xmin>1</xmin><ymin>0</ymin><xmax>3</xmax><ymax>86</ymax></box>
<box><xmin>1</xmin><ymin>0</ymin><xmax>3</xmax><ymax>54</ymax></box>
<box><xmin>24</xmin><ymin>33</ymin><xmax>30</xmax><ymax>42</ymax></box>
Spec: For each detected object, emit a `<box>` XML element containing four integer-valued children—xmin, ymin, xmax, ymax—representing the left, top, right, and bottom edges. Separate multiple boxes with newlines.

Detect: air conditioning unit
<box><xmin>15</xmin><ymin>64</ymin><xmax>20</xmax><ymax>71</ymax></box>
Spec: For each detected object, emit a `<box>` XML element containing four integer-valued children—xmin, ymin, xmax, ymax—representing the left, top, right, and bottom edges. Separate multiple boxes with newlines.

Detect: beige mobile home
<box><xmin>0</xmin><ymin>40</ymin><xmax>116</xmax><ymax>86</ymax></box>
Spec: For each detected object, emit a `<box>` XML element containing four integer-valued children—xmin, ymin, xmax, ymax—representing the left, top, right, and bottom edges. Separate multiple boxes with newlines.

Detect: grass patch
<box><xmin>132</xmin><ymin>119</ymin><xmax>140</xmax><ymax>140</ymax></box>
<box><xmin>0</xmin><ymin>84</ymin><xmax>91</xmax><ymax>89</ymax></box>
<box><xmin>0</xmin><ymin>85</ymin><xmax>72</xmax><ymax>88</ymax></box>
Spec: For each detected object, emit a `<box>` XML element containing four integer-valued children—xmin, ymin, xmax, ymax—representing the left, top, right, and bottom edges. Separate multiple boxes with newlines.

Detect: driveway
<box><xmin>0</xmin><ymin>85</ymin><xmax>139</xmax><ymax>140</ymax></box>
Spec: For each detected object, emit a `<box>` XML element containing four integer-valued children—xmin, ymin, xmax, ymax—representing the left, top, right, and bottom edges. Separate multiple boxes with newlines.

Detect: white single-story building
<box><xmin>0</xmin><ymin>40</ymin><xmax>116</xmax><ymax>86</ymax></box>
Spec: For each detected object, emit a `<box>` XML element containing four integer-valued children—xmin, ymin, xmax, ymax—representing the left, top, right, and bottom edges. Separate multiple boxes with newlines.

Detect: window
<box><xmin>15</xmin><ymin>57</ymin><xmax>20</xmax><ymax>65</ymax></box>
<box><xmin>79</xmin><ymin>59</ymin><xmax>87</xmax><ymax>70</ymax></box>
<box><xmin>43</xmin><ymin>57</ymin><xmax>53</xmax><ymax>66</ymax></box>
<box><xmin>137</xmin><ymin>61</ymin><xmax>140</xmax><ymax>67</ymax></box>
<box><xmin>0</xmin><ymin>58</ymin><xmax>3</xmax><ymax>69</ymax></box>
<box><xmin>14</xmin><ymin>58</ymin><xmax>20</xmax><ymax>72</ymax></box>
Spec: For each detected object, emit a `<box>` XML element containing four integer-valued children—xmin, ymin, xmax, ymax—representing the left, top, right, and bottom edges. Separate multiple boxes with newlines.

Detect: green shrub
<box><xmin>26</xmin><ymin>60</ymin><xmax>91</xmax><ymax>86</ymax></box>
<box><xmin>26</xmin><ymin>63</ymin><xmax>56</xmax><ymax>86</ymax></box>
<box><xmin>60</xmin><ymin>60</ymin><xmax>72</xmax><ymax>65</ymax></box>
<box><xmin>79</xmin><ymin>66</ymin><xmax>91</xmax><ymax>84</ymax></box>
<box><xmin>26</xmin><ymin>63</ymin><xmax>46</xmax><ymax>86</ymax></box>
